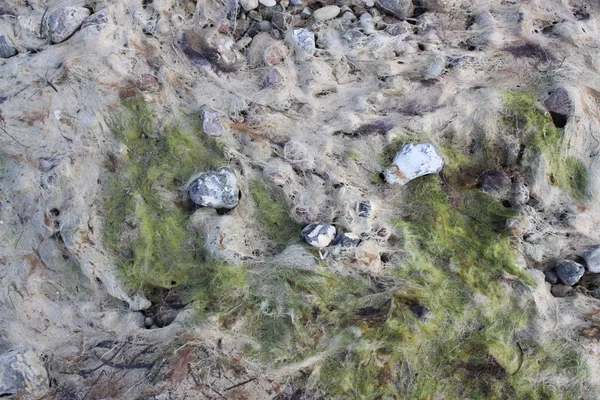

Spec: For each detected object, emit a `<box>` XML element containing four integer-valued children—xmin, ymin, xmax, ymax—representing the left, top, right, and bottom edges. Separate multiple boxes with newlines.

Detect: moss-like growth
<box><xmin>249</xmin><ymin>179</ymin><xmax>300</xmax><ymax>248</ymax></box>
<box><xmin>502</xmin><ymin>91</ymin><xmax>588</xmax><ymax>200</ymax></box>
<box><xmin>104</xmin><ymin>99</ymin><xmax>225</xmax><ymax>291</ymax></box>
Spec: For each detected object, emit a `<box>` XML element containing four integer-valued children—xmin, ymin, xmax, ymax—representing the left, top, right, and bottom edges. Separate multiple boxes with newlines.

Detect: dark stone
<box><xmin>357</xmin><ymin>201</ymin><xmax>371</xmax><ymax>218</ymax></box>
<box><xmin>154</xmin><ymin>307</ymin><xmax>179</xmax><ymax>327</ymax></box>
<box><xmin>555</xmin><ymin>259</ymin><xmax>585</xmax><ymax>286</ymax></box>
<box><xmin>409</xmin><ymin>303</ymin><xmax>430</xmax><ymax>319</ymax></box>
<box><xmin>47</xmin><ymin>6</ymin><xmax>91</xmax><ymax>43</ymax></box>
<box><xmin>330</xmin><ymin>233</ymin><xmax>361</xmax><ymax>248</ymax></box>
<box><xmin>544</xmin><ymin>88</ymin><xmax>571</xmax><ymax>128</ymax></box>
<box><xmin>477</xmin><ymin>169</ymin><xmax>511</xmax><ymax>196</ymax></box>
<box><xmin>0</xmin><ymin>35</ymin><xmax>17</xmax><ymax>58</ymax></box>
<box><xmin>550</xmin><ymin>284</ymin><xmax>572</xmax><ymax>298</ymax></box>
<box><xmin>544</xmin><ymin>269</ymin><xmax>559</xmax><ymax>285</ymax></box>
<box><xmin>82</xmin><ymin>9</ymin><xmax>109</xmax><ymax>30</ymax></box>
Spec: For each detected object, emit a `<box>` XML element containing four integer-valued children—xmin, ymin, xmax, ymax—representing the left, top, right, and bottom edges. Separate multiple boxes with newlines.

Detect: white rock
<box><xmin>384</xmin><ymin>143</ymin><xmax>444</xmax><ymax>185</ymax></box>
<box><xmin>302</xmin><ymin>223</ymin><xmax>336</xmax><ymax>248</ymax></box>
<box><xmin>584</xmin><ymin>246</ymin><xmax>600</xmax><ymax>273</ymax></box>
<box><xmin>259</xmin><ymin>0</ymin><xmax>277</xmax><ymax>6</ymax></box>
<box><xmin>188</xmin><ymin>167</ymin><xmax>239</xmax><ymax>209</ymax></box>
<box><xmin>292</xmin><ymin>28</ymin><xmax>315</xmax><ymax>61</ymax></box>
<box><xmin>240</xmin><ymin>0</ymin><xmax>259</xmax><ymax>11</ymax></box>
<box><xmin>313</xmin><ymin>5</ymin><xmax>341</xmax><ymax>21</ymax></box>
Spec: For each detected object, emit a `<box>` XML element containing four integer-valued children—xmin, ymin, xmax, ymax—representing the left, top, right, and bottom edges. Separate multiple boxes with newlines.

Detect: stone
<box><xmin>302</xmin><ymin>223</ymin><xmax>336</xmax><ymax>248</ymax></box>
<box><xmin>240</xmin><ymin>0</ymin><xmax>259</xmax><ymax>11</ymax></box>
<box><xmin>292</xmin><ymin>28</ymin><xmax>315</xmax><ymax>61</ymax></box>
<box><xmin>264</xmin><ymin>42</ymin><xmax>288</xmax><ymax>65</ymax></box>
<box><xmin>201</xmin><ymin>108</ymin><xmax>224</xmax><ymax>137</ymax></box>
<box><xmin>313</xmin><ymin>6</ymin><xmax>341</xmax><ymax>21</ymax></box>
<box><xmin>301</xmin><ymin>8</ymin><xmax>312</xmax><ymax>19</ymax></box>
<box><xmin>383</xmin><ymin>143</ymin><xmax>444</xmax><ymax>185</ymax></box>
<box><xmin>357</xmin><ymin>200</ymin><xmax>371</xmax><ymax>218</ymax></box>
<box><xmin>272</xmin><ymin>12</ymin><xmax>291</xmax><ymax>31</ymax></box>
<box><xmin>0</xmin><ymin>348</ymin><xmax>48</xmax><ymax>396</ymax></box>
<box><xmin>180</xmin><ymin>30</ymin><xmax>244</xmax><ymax>72</ymax></box>
<box><xmin>544</xmin><ymin>87</ymin><xmax>571</xmax><ymax>127</ymax></box>
<box><xmin>0</xmin><ymin>35</ymin><xmax>17</xmax><ymax>58</ymax></box>
<box><xmin>259</xmin><ymin>0</ymin><xmax>277</xmax><ymax>6</ymax></box>
<box><xmin>138</xmin><ymin>74</ymin><xmax>160</xmax><ymax>92</ymax></box>
<box><xmin>82</xmin><ymin>9</ymin><xmax>109</xmax><ymax>30</ymax></box>
<box><xmin>423</xmin><ymin>55</ymin><xmax>446</xmax><ymax>79</ymax></box>
<box><xmin>330</xmin><ymin>233</ymin><xmax>361</xmax><ymax>248</ymax></box>
<box><xmin>555</xmin><ymin>260</ymin><xmax>585</xmax><ymax>286</ymax></box>
<box><xmin>409</xmin><ymin>303</ymin><xmax>430</xmax><ymax>320</ymax></box>
<box><xmin>477</xmin><ymin>169</ymin><xmax>511</xmax><ymax>198</ymax></box>
<box><xmin>544</xmin><ymin>269</ymin><xmax>559</xmax><ymax>285</ymax></box>
<box><xmin>144</xmin><ymin>317</ymin><xmax>153</xmax><ymax>328</ymax></box>
<box><xmin>154</xmin><ymin>307</ymin><xmax>179</xmax><ymax>327</ymax></box>
<box><xmin>290</xmin><ymin>0</ymin><xmax>303</xmax><ymax>5</ymax></box>
<box><xmin>189</xmin><ymin>167</ymin><xmax>239</xmax><ymax>209</ymax></box>
<box><xmin>583</xmin><ymin>246</ymin><xmax>600</xmax><ymax>273</ymax></box>
<box><xmin>551</xmin><ymin>284</ymin><xmax>572</xmax><ymax>298</ymax></box>
<box><xmin>261</xmin><ymin>67</ymin><xmax>283</xmax><ymax>89</ymax></box>
<box><xmin>376</xmin><ymin>0</ymin><xmax>412</xmax><ymax>20</ymax></box>
<box><xmin>47</xmin><ymin>6</ymin><xmax>91</xmax><ymax>43</ymax></box>
<box><xmin>258</xmin><ymin>20</ymin><xmax>272</xmax><ymax>32</ymax></box>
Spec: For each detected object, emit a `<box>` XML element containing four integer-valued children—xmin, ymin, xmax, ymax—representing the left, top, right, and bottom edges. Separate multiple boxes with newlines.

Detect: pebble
<box><xmin>313</xmin><ymin>5</ymin><xmax>341</xmax><ymax>21</ymax></box>
<box><xmin>423</xmin><ymin>55</ymin><xmax>446</xmax><ymax>79</ymax></box>
<box><xmin>0</xmin><ymin>348</ymin><xmax>48</xmax><ymax>396</ymax></box>
<box><xmin>201</xmin><ymin>108</ymin><xmax>224</xmax><ymax>137</ymax></box>
<box><xmin>302</xmin><ymin>223</ymin><xmax>336</xmax><ymax>248</ymax></box>
<box><xmin>47</xmin><ymin>6</ymin><xmax>91</xmax><ymax>43</ymax></box>
<box><xmin>477</xmin><ymin>169</ymin><xmax>511</xmax><ymax>198</ymax></box>
<box><xmin>82</xmin><ymin>9</ymin><xmax>109</xmax><ymax>30</ymax></box>
<box><xmin>290</xmin><ymin>0</ymin><xmax>303</xmax><ymax>5</ymax></box>
<box><xmin>259</xmin><ymin>0</ymin><xmax>277</xmax><ymax>6</ymax></box>
<box><xmin>260</xmin><ymin>67</ymin><xmax>283</xmax><ymax>89</ymax></box>
<box><xmin>330</xmin><ymin>233</ymin><xmax>361</xmax><ymax>247</ymax></box>
<box><xmin>0</xmin><ymin>35</ymin><xmax>17</xmax><ymax>58</ymax></box>
<box><xmin>583</xmin><ymin>246</ymin><xmax>600</xmax><ymax>273</ymax></box>
<box><xmin>189</xmin><ymin>167</ymin><xmax>240</xmax><ymax>210</ymax></box>
<box><xmin>544</xmin><ymin>87</ymin><xmax>572</xmax><ymax>120</ymax></box>
<box><xmin>301</xmin><ymin>8</ymin><xmax>312</xmax><ymax>19</ymax></box>
<box><xmin>144</xmin><ymin>317</ymin><xmax>153</xmax><ymax>328</ymax></box>
<box><xmin>555</xmin><ymin>259</ymin><xmax>585</xmax><ymax>286</ymax></box>
<box><xmin>376</xmin><ymin>0</ymin><xmax>412</xmax><ymax>20</ymax></box>
<box><xmin>384</xmin><ymin>143</ymin><xmax>444</xmax><ymax>185</ymax></box>
<box><xmin>258</xmin><ymin>20</ymin><xmax>272</xmax><ymax>31</ymax></box>
<box><xmin>293</xmin><ymin>28</ymin><xmax>315</xmax><ymax>61</ymax></box>
<box><xmin>551</xmin><ymin>284</ymin><xmax>572</xmax><ymax>298</ymax></box>
<box><xmin>357</xmin><ymin>200</ymin><xmax>371</xmax><ymax>218</ymax></box>
<box><xmin>544</xmin><ymin>269</ymin><xmax>559</xmax><ymax>285</ymax></box>
<box><xmin>240</xmin><ymin>0</ymin><xmax>259</xmax><ymax>11</ymax></box>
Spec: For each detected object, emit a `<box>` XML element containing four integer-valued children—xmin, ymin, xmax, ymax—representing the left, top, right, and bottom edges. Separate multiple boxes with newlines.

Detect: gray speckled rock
<box><xmin>376</xmin><ymin>0</ymin><xmax>412</xmax><ymax>20</ymax></box>
<box><xmin>555</xmin><ymin>260</ymin><xmax>585</xmax><ymax>286</ymax></box>
<box><xmin>189</xmin><ymin>168</ymin><xmax>239</xmax><ymax>209</ymax></box>
<box><xmin>201</xmin><ymin>108</ymin><xmax>223</xmax><ymax>137</ymax></box>
<box><xmin>0</xmin><ymin>348</ymin><xmax>48</xmax><ymax>396</ymax></box>
<box><xmin>240</xmin><ymin>0</ymin><xmax>259</xmax><ymax>11</ymax></box>
<box><xmin>544</xmin><ymin>87</ymin><xmax>571</xmax><ymax>118</ymax></box>
<box><xmin>384</xmin><ymin>143</ymin><xmax>444</xmax><ymax>185</ymax></box>
<box><xmin>302</xmin><ymin>223</ymin><xmax>336</xmax><ymax>248</ymax></box>
<box><xmin>293</xmin><ymin>28</ymin><xmax>315</xmax><ymax>61</ymax></box>
<box><xmin>0</xmin><ymin>35</ymin><xmax>17</xmax><ymax>58</ymax></box>
<box><xmin>313</xmin><ymin>5</ymin><xmax>341</xmax><ymax>21</ymax></box>
<box><xmin>47</xmin><ymin>6</ymin><xmax>90</xmax><ymax>43</ymax></box>
<box><xmin>82</xmin><ymin>9</ymin><xmax>109</xmax><ymax>30</ymax></box>
<box><xmin>583</xmin><ymin>246</ymin><xmax>600</xmax><ymax>273</ymax></box>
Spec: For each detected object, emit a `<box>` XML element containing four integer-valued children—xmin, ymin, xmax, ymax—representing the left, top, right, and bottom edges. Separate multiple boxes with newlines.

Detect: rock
<box><xmin>357</xmin><ymin>200</ymin><xmax>371</xmax><ymax>218</ymax></box>
<box><xmin>180</xmin><ymin>30</ymin><xmax>244</xmax><ymax>72</ymax></box>
<box><xmin>544</xmin><ymin>87</ymin><xmax>571</xmax><ymax>127</ymax></box>
<box><xmin>259</xmin><ymin>0</ymin><xmax>277</xmax><ymax>6</ymax></box>
<box><xmin>201</xmin><ymin>108</ymin><xmax>224</xmax><ymax>137</ymax></box>
<box><xmin>376</xmin><ymin>0</ymin><xmax>412</xmax><ymax>20</ymax></box>
<box><xmin>47</xmin><ymin>6</ymin><xmax>91</xmax><ymax>43</ymax></box>
<box><xmin>240</xmin><ymin>0</ymin><xmax>259</xmax><ymax>11</ymax></box>
<box><xmin>409</xmin><ymin>303</ymin><xmax>430</xmax><ymax>320</ymax></box>
<box><xmin>477</xmin><ymin>169</ymin><xmax>511</xmax><ymax>198</ymax></box>
<box><xmin>290</xmin><ymin>0</ymin><xmax>303</xmax><ymax>5</ymax></box>
<box><xmin>189</xmin><ymin>168</ymin><xmax>239</xmax><ymax>209</ymax></box>
<box><xmin>154</xmin><ymin>307</ymin><xmax>179</xmax><ymax>327</ymax></box>
<box><xmin>583</xmin><ymin>246</ymin><xmax>600</xmax><ymax>273</ymax></box>
<box><xmin>301</xmin><ymin>8</ymin><xmax>312</xmax><ymax>19</ymax></box>
<box><xmin>144</xmin><ymin>317</ymin><xmax>153</xmax><ymax>328</ymax></box>
<box><xmin>330</xmin><ymin>233</ymin><xmax>361</xmax><ymax>247</ymax></box>
<box><xmin>551</xmin><ymin>284</ymin><xmax>572</xmax><ymax>298</ymax></box>
<box><xmin>258</xmin><ymin>20</ymin><xmax>272</xmax><ymax>32</ymax></box>
<box><xmin>264</xmin><ymin>42</ymin><xmax>288</xmax><ymax>65</ymax></box>
<box><xmin>82</xmin><ymin>9</ymin><xmax>109</xmax><ymax>30</ymax></box>
<box><xmin>555</xmin><ymin>260</ymin><xmax>585</xmax><ymax>286</ymax></box>
<box><xmin>423</xmin><ymin>55</ymin><xmax>446</xmax><ymax>79</ymax></box>
<box><xmin>313</xmin><ymin>6</ymin><xmax>341</xmax><ymax>21</ymax></box>
<box><xmin>544</xmin><ymin>269</ymin><xmax>559</xmax><ymax>285</ymax></box>
<box><xmin>0</xmin><ymin>348</ymin><xmax>48</xmax><ymax>396</ymax></box>
<box><xmin>383</xmin><ymin>143</ymin><xmax>444</xmax><ymax>185</ymax></box>
<box><xmin>292</xmin><ymin>28</ymin><xmax>315</xmax><ymax>61</ymax></box>
<box><xmin>261</xmin><ymin>67</ymin><xmax>283</xmax><ymax>89</ymax></box>
<box><xmin>0</xmin><ymin>35</ymin><xmax>17</xmax><ymax>58</ymax></box>
<box><xmin>272</xmin><ymin>12</ymin><xmax>292</xmax><ymax>31</ymax></box>
<box><xmin>302</xmin><ymin>223</ymin><xmax>336</xmax><ymax>248</ymax></box>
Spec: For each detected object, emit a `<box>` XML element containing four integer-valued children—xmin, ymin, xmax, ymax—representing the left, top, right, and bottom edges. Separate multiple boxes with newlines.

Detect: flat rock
<box><xmin>0</xmin><ymin>348</ymin><xmax>48</xmax><ymax>396</ymax></box>
<box><xmin>583</xmin><ymin>246</ymin><xmax>600</xmax><ymax>273</ymax></box>
<box><xmin>302</xmin><ymin>223</ymin><xmax>336</xmax><ymax>248</ymax></box>
<box><xmin>201</xmin><ymin>108</ymin><xmax>223</xmax><ymax>137</ymax></box>
<box><xmin>47</xmin><ymin>6</ymin><xmax>90</xmax><ymax>43</ymax></box>
<box><xmin>384</xmin><ymin>143</ymin><xmax>444</xmax><ymax>185</ymax></box>
<box><xmin>189</xmin><ymin>168</ymin><xmax>239</xmax><ymax>209</ymax></box>
<box><xmin>555</xmin><ymin>259</ymin><xmax>585</xmax><ymax>286</ymax></box>
<box><xmin>313</xmin><ymin>5</ymin><xmax>341</xmax><ymax>21</ymax></box>
<box><xmin>0</xmin><ymin>35</ymin><xmax>16</xmax><ymax>58</ymax></box>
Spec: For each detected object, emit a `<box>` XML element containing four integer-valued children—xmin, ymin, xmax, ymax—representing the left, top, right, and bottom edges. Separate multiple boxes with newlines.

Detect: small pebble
<box><xmin>384</xmin><ymin>143</ymin><xmax>444</xmax><ymax>185</ymax></box>
<box><xmin>555</xmin><ymin>260</ymin><xmax>585</xmax><ymax>286</ymax></box>
<box><xmin>357</xmin><ymin>201</ymin><xmax>371</xmax><ymax>218</ymax></box>
<box><xmin>293</xmin><ymin>28</ymin><xmax>315</xmax><ymax>60</ymax></box>
<box><xmin>0</xmin><ymin>35</ymin><xmax>17</xmax><ymax>58</ymax></box>
<box><xmin>240</xmin><ymin>0</ymin><xmax>260</xmax><ymax>11</ymax></box>
<box><xmin>259</xmin><ymin>0</ymin><xmax>277</xmax><ymax>7</ymax></box>
<box><xmin>290</xmin><ymin>0</ymin><xmax>303</xmax><ymax>5</ymax></box>
<box><xmin>313</xmin><ymin>5</ymin><xmax>341</xmax><ymax>21</ymax></box>
<box><xmin>201</xmin><ymin>108</ymin><xmax>224</xmax><ymax>137</ymax></box>
<box><xmin>258</xmin><ymin>20</ymin><xmax>272</xmax><ymax>31</ymax></box>
<box><xmin>544</xmin><ymin>269</ymin><xmax>559</xmax><ymax>285</ymax></box>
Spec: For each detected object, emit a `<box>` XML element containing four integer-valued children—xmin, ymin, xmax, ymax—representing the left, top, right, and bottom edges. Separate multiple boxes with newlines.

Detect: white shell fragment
<box><xmin>383</xmin><ymin>143</ymin><xmax>444</xmax><ymax>185</ymax></box>
<box><xmin>302</xmin><ymin>223</ymin><xmax>336</xmax><ymax>248</ymax></box>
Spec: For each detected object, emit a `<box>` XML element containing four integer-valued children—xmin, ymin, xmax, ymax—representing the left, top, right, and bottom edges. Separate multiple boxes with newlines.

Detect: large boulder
<box><xmin>0</xmin><ymin>348</ymin><xmax>48</xmax><ymax>396</ymax></box>
<box><xmin>47</xmin><ymin>6</ymin><xmax>90</xmax><ymax>43</ymax></box>
<box><xmin>189</xmin><ymin>167</ymin><xmax>239</xmax><ymax>209</ymax></box>
<box><xmin>555</xmin><ymin>260</ymin><xmax>585</xmax><ymax>286</ymax></box>
<box><xmin>383</xmin><ymin>143</ymin><xmax>444</xmax><ymax>185</ymax></box>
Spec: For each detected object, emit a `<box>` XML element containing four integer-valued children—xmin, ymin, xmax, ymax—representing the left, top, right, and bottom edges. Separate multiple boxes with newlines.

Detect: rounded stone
<box><xmin>189</xmin><ymin>167</ymin><xmax>239</xmax><ymax>209</ymax></box>
<box><xmin>302</xmin><ymin>223</ymin><xmax>336</xmax><ymax>248</ymax></box>
<box><xmin>555</xmin><ymin>260</ymin><xmax>585</xmax><ymax>286</ymax></box>
<box><xmin>201</xmin><ymin>108</ymin><xmax>224</xmax><ymax>137</ymax></box>
<box><xmin>240</xmin><ymin>0</ymin><xmax>259</xmax><ymax>11</ymax></box>
<box><xmin>47</xmin><ymin>6</ymin><xmax>91</xmax><ymax>43</ymax></box>
<box><xmin>259</xmin><ymin>0</ymin><xmax>277</xmax><ymax>6</ymax></box>
<box><xmin>583</xmin><ymin>246</ymin><xmax>600</xmax><ymax>273</ymax></box>
<box><xmin>313</xmin><ymin>5</ymin><xmax>341</xmax><ymax>21</ymax></box>
<box><xmin>0</xmin><ymin>35</ymin><xmax>17</xmax><ymax>59</ymax></box>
